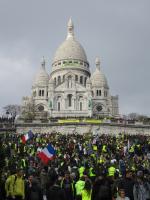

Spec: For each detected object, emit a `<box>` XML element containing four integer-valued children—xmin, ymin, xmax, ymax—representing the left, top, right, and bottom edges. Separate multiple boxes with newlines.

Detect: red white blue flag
<box><xmin>21</xmin><ymin>130</ymin><xmax>34</xmax><ymax>144</ymax></box>
<box><xmin>38</xmin><ymin>144</ymin><xmax>56</xmax><ymax>164</ymax></box>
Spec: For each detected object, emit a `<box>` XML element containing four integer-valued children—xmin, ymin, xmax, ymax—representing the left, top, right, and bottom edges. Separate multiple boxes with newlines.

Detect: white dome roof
<box><xmin>53</xmin><ymin>39</ymin><xmax>87</xmax><ymax>63</ymax></box>
<box><xmin>33</xmin><ymin>59</ymin><xmax>49</xmax><ymax>86</ymax></box>
<box><xmin>91</xmin><ymin>58</ymin><xmax>109</xmax><ymax>88</ymax></box>
<box><xmin>91</xmin><ymin>68</ymin><xmax>108</xmax><ymax>88</ymax></box>
<box><xmin>53</xmin><ymin>18</ymin><xmax>88</xmax><ymax>63</ymax></box>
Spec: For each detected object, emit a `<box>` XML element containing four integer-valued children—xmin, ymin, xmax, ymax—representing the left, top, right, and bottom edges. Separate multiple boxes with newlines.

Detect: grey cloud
<box><xmin>0</xmin><ymin>0</ymin><xmax>150</xmax><ymax>115</ymax></box>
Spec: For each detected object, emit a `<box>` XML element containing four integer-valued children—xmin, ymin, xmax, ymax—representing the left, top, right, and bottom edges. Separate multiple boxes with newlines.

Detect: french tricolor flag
<box><xmin>21</xmin><ymin>130</ymin><xmax>34</xmax><ymax>144</ymax></box>
<box><xmin>38</xmin><ymin>144</ymin><xmax>56</xmax><ymax>164</ymax></box>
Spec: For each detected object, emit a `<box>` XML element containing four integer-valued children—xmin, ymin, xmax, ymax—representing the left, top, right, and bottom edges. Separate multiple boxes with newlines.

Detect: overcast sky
<box><xmin>0</xmin><ymin>0</ymin><xmax>150</xmax><ymax>116</ymax></box>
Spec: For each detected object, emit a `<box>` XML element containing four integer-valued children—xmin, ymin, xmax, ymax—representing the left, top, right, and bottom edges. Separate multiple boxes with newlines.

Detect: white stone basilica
<box><xmin>22</xmin><ymin>19</ymin><xmax>119</xmax><ymax>118</ymax></box>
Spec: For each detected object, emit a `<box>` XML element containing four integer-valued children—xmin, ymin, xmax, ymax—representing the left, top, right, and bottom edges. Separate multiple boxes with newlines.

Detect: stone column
<box><xmin>74</xmin><ymin>98</ymin><xmax>76</xmax><ymax>109</ymax></box>
<box><xmin>72</xmin><ymin>98</ymin><xmax>75</xmax><ymax>110</ymax></box>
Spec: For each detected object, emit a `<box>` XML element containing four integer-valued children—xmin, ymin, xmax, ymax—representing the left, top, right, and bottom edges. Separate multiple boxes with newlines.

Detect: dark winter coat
<box><xmin>47</xmin><ymin>184</ymin><xmax>66</xmax><ymax>200</ymax></box>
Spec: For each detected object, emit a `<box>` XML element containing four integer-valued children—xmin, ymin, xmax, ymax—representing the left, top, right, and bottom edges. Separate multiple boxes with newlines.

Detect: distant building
<box><xmin>22</xmin><ymin>19</ymin><xmax>119</xmax><ymax>118</ymax></box>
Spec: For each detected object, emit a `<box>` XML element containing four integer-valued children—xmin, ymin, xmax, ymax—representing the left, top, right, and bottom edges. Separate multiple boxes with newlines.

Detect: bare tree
<box><xmin>3</xmin><ymin>104</ymin><xmax>21</xmax><ymax>117</ymax></box>
<box><xmin>128</xmin><ymin>113</ymin><xmax>139</xmax><ymax>120</ymax></box>
<box><xmin>128</xmin><ymin>113</ymin><xmax>149</xmax><ymax>121</ymax></box>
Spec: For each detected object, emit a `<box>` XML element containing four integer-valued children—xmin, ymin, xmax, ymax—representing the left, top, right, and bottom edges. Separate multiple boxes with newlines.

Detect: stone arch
<box><xmin>67</xmin><ymin>94</ymin><xmax>72</xmax><ymax>107</ymax></box>
<box><xmin>55</xmin><ymin>95</ymin><xmax>62</xmax><ymax>111</ymax></box>
<box><xmin>77</xmin><ymin>95</ymin><xmax>84</xmax><ymax>111</ymax></box>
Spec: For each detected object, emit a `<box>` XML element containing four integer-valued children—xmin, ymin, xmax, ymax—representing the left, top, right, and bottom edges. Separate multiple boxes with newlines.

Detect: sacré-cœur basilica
<box><xmin>22</xmin><ymin>19</ymin><xmax>119</xmax><ymax>119</ymax></box>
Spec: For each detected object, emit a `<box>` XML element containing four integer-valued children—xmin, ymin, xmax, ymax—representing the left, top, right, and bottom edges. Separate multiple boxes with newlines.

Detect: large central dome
<box><xmin>53</xmin><ymin>18</ymin><xmax>88</xmax><ymax>64</ymax></box>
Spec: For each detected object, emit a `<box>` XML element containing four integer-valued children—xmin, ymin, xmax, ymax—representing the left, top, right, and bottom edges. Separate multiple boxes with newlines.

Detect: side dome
<box><xmin>33</xmin><ymin>58</ymin><xmax>49</xmax><ymax>86</ymax></box>
<box><xmin>91</xmin><ymin>58</ymin><xmax>109</xmax><ymax>88</ymax></box>
<box><xmin>52</xmin><ymin>18</ymin><xmax>88</xmax><ymax>64</ymax></box>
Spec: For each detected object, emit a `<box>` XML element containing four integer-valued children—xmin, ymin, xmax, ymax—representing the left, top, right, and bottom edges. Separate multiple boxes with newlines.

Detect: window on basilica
<box><xmin>68</xmin><ymin>76</ymin><xmax>72</xmax><ymax>88</ymax></box>
<box><xmin>97</xmin><ymin>90</ymin><xmax>101</xmax><ymax>96</ymax></box>
<box><xmin>54</xmin><ymin>78</ymin><xmax>56</xmax><ymax>86</ymax></box>
<box><xmin>99</xmin><ymin>90</ymin><xmax>101</xmax><ymax>96</ymax></box>
<box><xmin>96</xmin><ymin>105</ymin><xmax>102</xmax><ymax>112</ymax></box>
<box><xmin>58</xmin><ymin>76</ymin><xmax>61</xmax><ymax>84</ymax></box>
<box><xmin>38</xmin><ymin>105</ymin><xmax>44</xmax><ymax>111</ymax></box>
<box><xmin>63</xmin><ymin>75</ymin><xmax>65</xmax><ymax>82</ymax></box>
<box><xmin>75</xmin><ymin>75</ymin><xmax>78</xmax><ymax>82</ymax></box>
<box><xmin>68</xmin><ymin>94</ymin><xmax>72</xmax><ymax>107</ymax></box>
<box><xmin>84</xmin><ymin>77</ymin><xmax>87</xmax><ymax>86</ymax></box>
<box><xmin>58</xmin><ymin>102</ymin><xmax>60</xmax><ymax>111</ymax></box>
<box><xmin>42</xmin><ymin>90</ymin><xmax>44</xmax><ymax>96</ymax></box>
<box><xmin>97</xmin><ymin>90</ymin><xmax>98</xmax><ymax>96</ymax></box>
<box><xmin>80</xmin><ymin>76</ymin><xmax>83</xmax><ymax>84</ymax></box>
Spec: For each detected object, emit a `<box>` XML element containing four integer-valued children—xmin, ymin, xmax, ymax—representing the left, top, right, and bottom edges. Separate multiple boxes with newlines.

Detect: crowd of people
<box><xmin>0</xmin><ymin>131</ymin><xmax>150</xmax><ymax>200</ymax></box>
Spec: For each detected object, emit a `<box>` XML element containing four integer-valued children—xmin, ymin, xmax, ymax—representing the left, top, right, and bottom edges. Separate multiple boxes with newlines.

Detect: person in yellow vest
<box><xmin>79</xmin><ymin>166</ymin><xmax>85</xmax><ymax>178</ymax></box>
<box><xmin>89</xmin><ymin>167</ymin><xmax>96</xmax><ymax>182</ymax></box>
<box><xmin>102</xmin><ymin>144</ymin><xmax>107</xmax><ymax>153</ymax></box>
<box><xmin>99</xmin><ymin>154</ymin><xmax>105</xmax><ymax>164</ymax></box>
<box><xmin>129</xmin><ymin>145</ymin><xmax>134</xmax><ymax>156</ymax></box>
<box><xmin>5</xmin><ymin>169</ymin><xmax>25</xmax><ymax>200</ymax></box>
<box><xmin>75</xmin><ymin>176</ymin><xmax>85</xmax><ymax>200</ymax></box>
<box><xmin>5</xmin><ymin>173</ymin><xmax>14</xmax><ymax>199</ymax></box>
<box><xmin>93</xmin><ymin>145</ymin><xmax>97</xmax><ymax>151</ymax></box>
<box><xmin>81</xmin><ymin>179</ymin><xmax>92</xmax><ymax>200</ymax></box>
<box><xmin>108</xmin><ymin>164</ymin><xmax>116</xmax><ymax>177</ymax></box>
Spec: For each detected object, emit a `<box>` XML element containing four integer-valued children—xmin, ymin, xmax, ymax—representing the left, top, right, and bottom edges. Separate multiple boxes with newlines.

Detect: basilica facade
<box><xmin>22</xmin><ymin>19</ymin><xmax>119</xmax><ymax>118</ymax></box>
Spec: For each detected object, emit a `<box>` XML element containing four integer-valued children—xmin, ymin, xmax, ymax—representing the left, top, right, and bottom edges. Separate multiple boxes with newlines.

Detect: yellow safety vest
<box><xmin>102</xmin><ymin>145</ymin><xmax>107</xmax><ymax>153</ymax></box>
<box><xmin>79</xmin><ymin>166</ymin><xmax>85</xmax><ymax>177</ymax></box>
<box><xmin>108</xmin><ymin>166</ymin><xmax>116</xmax><ymax>176</ymax></box>
<box><xmin>89</xmin><ymin>167</ymin><xmax>96</xmax><ymax>177</ymax></box>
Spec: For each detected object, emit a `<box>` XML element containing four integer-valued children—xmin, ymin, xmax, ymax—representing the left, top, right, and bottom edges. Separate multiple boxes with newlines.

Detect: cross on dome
<box><xmin>41</xmin><ymin>56</ymin><xmax>46</xmax><ymax>69</ymax></box>
<box><xmin>95</xmin><ymin>57</ymin><xmax>101</xmax><ymax>70</ymax></box>
<box><xmin>67</xmin><ymin>17</ymin><xmax>75</xmax><ymax>40</ymax></box>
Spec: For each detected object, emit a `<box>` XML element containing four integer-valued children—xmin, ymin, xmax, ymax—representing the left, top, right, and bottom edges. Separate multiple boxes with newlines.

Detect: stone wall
<box><xmin>16</xmin><ymin>122</ymin><xmax>150</xmax><ymax>135</ymax></box>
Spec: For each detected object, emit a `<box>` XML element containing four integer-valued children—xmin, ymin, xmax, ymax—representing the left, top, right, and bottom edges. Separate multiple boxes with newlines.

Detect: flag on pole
<box><xmin>127</xmin><ymin>139</ymin><xmax>130</xmax><ymax>150</ymax></box>
<box><xmin>38</xmin><ymin>144</ymin><xmax>56</xmax><ymax>164</ymax></box>
<box><xmin>21</xmin><ymin>130</ymin><xmax>34</xmax><ymax>144</ymax></box>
